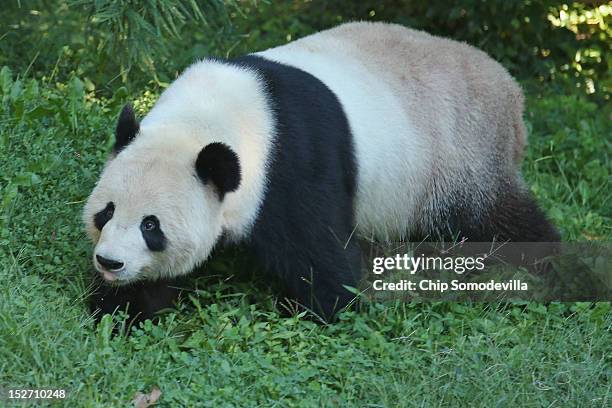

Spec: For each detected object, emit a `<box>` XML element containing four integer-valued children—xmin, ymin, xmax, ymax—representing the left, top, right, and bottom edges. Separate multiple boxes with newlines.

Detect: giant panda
<box><xmin>84</xmin><ymin>22</ymin><xmax>559</xmax><ymax>325</ymax></box>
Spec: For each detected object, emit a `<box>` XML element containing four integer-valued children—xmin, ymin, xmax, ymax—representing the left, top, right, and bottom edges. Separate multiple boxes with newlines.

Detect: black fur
<box><xmin>140</xmin><ymin>215</ymin><xmax>167</xmax><ymax>252</ymax></box>
<box><xmin>88</xmin><ymin>275</ymin><xmax>181</xmax><ymax>330</ymax></box>
<box><xmin>483</xmin><ymin>186</ymin><xmax>560</xmax><ymax>242</ymax></box>
<box><xmin>195</xmin><ymin>142</ymin><xmax>241</xmax><ymax>200</ymax></box>
<box><xmin>114</xmin><ymin>104</ymin><xmax>139</xmax><ymax>153</ymax></box>
<box><xmin>94</xmin><ymin>201</ymin><xmax>114</xmax><ymax>231</ymax></box>
<box><xmin>440</xmin><ymin>180</ymin><xmax>560</xmax><ymax>242</ymax></box>
<box><xmin>231</xmin><ymin>55</ymin><xmax>361</xmax><ymax>322</ymax></box>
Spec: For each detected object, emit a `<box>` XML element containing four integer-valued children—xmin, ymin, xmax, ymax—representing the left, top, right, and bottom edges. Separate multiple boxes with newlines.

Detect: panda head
<box><xmin>83</xmin><ymin>104</ymin><xmax>241</xmax><ymax>284</ymax></box>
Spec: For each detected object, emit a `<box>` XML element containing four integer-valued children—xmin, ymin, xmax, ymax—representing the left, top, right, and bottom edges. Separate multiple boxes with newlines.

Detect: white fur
<box><xmin>83</xmin><ymin>62</ymin><xmax>275</xmax><ymax>282</ymax></box>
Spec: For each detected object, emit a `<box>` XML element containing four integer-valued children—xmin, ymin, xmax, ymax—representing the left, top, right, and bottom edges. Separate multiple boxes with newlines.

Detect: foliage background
<box><xmin>2</xmin><ymin>0</ymin><xmax>610</xmax><ymax>99</ymax></box>
<box><xmin>0</xmin><ymin>1</ymin><xmax>610</xmax><ymax>406</ymax></box>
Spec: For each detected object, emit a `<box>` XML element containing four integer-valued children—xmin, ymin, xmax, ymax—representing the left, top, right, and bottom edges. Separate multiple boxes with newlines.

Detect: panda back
<box><xmin>256</xmin><ymin>22</ymin><xmax>528</xmax><ymax>239</ymax></box>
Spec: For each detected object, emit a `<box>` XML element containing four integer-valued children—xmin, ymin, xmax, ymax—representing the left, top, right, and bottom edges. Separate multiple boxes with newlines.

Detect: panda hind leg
<box><xmin>481</xmin><ymin>186</ymin><xmax>560</xmax><ymax>243</ymax></box>
<box><xmin>430</xmin><ymin>184</ymin><xmax>561</xmax><ymax>270</ymax></box>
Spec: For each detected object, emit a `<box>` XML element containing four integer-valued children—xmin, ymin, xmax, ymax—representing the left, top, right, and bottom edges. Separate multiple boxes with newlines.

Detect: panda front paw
<box><xmin>88</xmin><ymin>275</ymin><xmax>181</xmax><ymax>331</ymax></box>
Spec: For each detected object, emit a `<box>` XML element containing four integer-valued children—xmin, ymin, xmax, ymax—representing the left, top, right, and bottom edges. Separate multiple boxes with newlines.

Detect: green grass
<box><xmin>0</xmin><ymin>57</ymin><xmax>611</xmax><ymax>407</ymax></box>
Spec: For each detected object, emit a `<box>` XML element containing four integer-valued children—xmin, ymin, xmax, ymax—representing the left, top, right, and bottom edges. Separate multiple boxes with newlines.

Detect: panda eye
<box><xmin>105</xmin><ymin>206</ymin><xmax>114</xmax><ymax>218</ymax></box>
<box><xmin>140</xmin><ymin>215</ymin><xmax>166</xmax><ymax>251</ymax></box>
<box><xmin>141</xmin><ymin>218</ymin><xmax>158</xmax><ymax>231</ymax></box>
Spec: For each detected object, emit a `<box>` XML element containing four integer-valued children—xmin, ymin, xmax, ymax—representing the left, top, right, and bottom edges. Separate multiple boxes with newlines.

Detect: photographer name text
<box><xmin>372</xmin><ymin>279</ymin><xmax>528</xmax><ymax>292</ymax></box>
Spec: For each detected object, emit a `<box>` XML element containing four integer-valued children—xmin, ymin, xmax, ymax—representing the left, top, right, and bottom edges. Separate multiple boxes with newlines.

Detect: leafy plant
<box><xmin>68</xmin><ymin>0</ymin><xmax>224</xmax><ymax>83</ymax></box>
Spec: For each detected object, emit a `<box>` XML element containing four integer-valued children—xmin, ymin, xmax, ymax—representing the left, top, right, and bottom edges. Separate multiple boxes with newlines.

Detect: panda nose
<box><xmin>96</xmin><ymin>255</ymin><xmax>124</xmax><ymax>271</ymax></box>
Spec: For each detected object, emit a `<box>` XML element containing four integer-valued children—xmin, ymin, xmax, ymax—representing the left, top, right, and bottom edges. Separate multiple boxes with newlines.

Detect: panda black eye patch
<box><xmin>140</xmin><ymin>215</ymin><xmax>167</xmax><ymax>252</ymax></box>
<box><xmin>94</xmin><ymin>202</ymin><xmax>115</xmax><ymax>230</ymax></box>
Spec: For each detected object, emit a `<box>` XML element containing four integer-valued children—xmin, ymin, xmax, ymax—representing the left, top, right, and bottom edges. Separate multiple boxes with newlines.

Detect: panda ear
<box><xmin>195</xmin><ymin>142</ymin><xmax>241</xmax><ymax>200</ymax></box>
<box><xmin>114</xmin><ymin>104</ymin><xmax>139</xmax><ymax>153</ymax></box>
